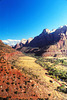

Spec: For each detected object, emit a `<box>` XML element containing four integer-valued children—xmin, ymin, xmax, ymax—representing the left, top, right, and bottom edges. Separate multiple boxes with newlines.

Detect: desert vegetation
<box><xmin>35</xmin><ymin>57</ymin><xmax>67</xmax><ymax>93</ymax></box>
<box><xmin>35</xmin><ymin>57</ymin><xmax>67</xmax><ymax>81</ymax></box>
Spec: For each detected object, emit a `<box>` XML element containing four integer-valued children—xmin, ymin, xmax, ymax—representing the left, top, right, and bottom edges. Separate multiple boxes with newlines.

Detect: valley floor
<box><xmin>10</xmin><ymin>55</ymin><xmax>67</xmax><ymax>100</ymax></box>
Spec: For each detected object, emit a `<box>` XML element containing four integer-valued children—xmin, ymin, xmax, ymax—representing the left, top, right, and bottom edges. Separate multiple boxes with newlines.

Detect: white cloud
<box><xmin>2</xmin><ymin>39</ymin><xmax>20</xmax><ymax>46</ymax></box>
<box><xmin>2</xmin><ymin>40</ymin><xmax>9</xmax><ymax>43</ymax></box>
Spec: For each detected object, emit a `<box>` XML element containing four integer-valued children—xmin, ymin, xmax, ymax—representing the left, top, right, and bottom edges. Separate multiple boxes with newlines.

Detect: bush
<box><xmin>35</xmin><ymin>57</ymin><xmax>67</xmax><ymax>82</ymax></box>
<box><xmin>57</xmin><ymin>85</ymin><xmax>67</xmax><ymax>93</ymax></box>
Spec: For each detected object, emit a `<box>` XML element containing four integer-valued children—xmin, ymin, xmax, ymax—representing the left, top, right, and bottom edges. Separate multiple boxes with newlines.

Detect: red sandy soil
<box><xmin>0</xmin><ymin>51</ymin><xmax>50</xmax><ymax>100</ymax></box>
<box><xmin>0</xmin><ymin>54</ymin><xmax>42</xmax><ymax>100</ymax></box>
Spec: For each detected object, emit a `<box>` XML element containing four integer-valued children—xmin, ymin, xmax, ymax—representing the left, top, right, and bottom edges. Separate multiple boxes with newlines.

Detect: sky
<box><xmin>0</xmin><ymin>0</ymin><xmax>67</xmax><ymax>40</ymax></box>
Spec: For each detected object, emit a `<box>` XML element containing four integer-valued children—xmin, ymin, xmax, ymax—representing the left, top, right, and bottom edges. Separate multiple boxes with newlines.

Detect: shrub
<box><xmin>57</xmin><ymin>85</ymin><xmax>67</xmax><ymax>93</ymax></box>
<box><xmin>35</xmin><ymin>57</ymin><xmax>67</xmax><ymax>82</ymax></box>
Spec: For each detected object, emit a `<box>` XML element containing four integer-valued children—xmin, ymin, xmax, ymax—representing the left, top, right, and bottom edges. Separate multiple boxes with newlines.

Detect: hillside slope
<box><xmin>0</xmin><ymin>40</ymin><xmax>40</xmax><ymax>99</ymax></box>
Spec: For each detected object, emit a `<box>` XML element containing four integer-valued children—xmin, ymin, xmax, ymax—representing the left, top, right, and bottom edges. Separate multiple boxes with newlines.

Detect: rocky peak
<box><xmin>13</xmin><ymin>43</ymin><xmax>21</xmax><ymax>49</ymax></box>
<box><xmin>27</xmin><ymin>37</ymin><xmax>33</xmax><ymax>43</ymax></box>
<box><xmin>39</xmin><ymin>28</ymin><xmax>50</xmax><ymax>37</ymax></box>
<box><xmin>13</xmin><ymin>37</ymin><xmax>33</xmax><ymax>50</ymax></box>
<box><xmin>50</xmin><ymin>29</ymin><xmax>56</xmax><ymax>33</ymax></box>
<box><xmin>21</xmin><ymin>39</ymin><xmax>27</xmax><ymax>44</ymax></box>
<box><xmin>42</xmin><ymin>28</ymin><xmax>50</xmax><ymax>34</ymax></box>
<box><xmin>58</xmin><ymin>25</ymin><xmax>67</xmax><ymax>29</ymax></box>
<box><xmin>57</xmin><ymin>25</ymin><xmax>67</xmax><ymax>33</ymax></box>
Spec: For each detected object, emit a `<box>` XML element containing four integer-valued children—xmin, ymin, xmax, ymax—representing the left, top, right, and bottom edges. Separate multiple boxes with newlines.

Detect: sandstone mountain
<box><xmin>28</xmin><ymin>25</ymin><xmax>67</xmax><ymax>48</ymax></box>
<box><xmin>13</xmin><ymin>37</ymin><xmax>33</xmax><ymax>50</ymax></box>
<box><xmin>13</xmin><ymin>25</ymin><xmax>67</xmax><ymax>57</ymax></box>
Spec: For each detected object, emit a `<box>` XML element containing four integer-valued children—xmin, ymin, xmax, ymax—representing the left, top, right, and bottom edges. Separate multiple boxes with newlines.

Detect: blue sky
<box><xmin>0</xmin><ymin>0</ymin><xmax>67</xmax><ymax>40</ymax></box>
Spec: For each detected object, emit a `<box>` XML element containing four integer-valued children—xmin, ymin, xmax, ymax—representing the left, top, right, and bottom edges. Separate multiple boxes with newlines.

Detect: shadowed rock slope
<box><xmin>14</xmin><ymin>25</ymin><xmax>67</xmax><ymax>57</ymax></box>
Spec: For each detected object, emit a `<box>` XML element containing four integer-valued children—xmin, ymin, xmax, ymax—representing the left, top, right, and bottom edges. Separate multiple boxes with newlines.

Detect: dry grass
<box><xmin>14</xmin><ymin>56</ymin><xmax>67</xmax><ymax>100</ymax></box>
<box><xmin>15</xmin><ymin>56</ymin><xmax>55</xmax><ymax>82</ymax></box>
